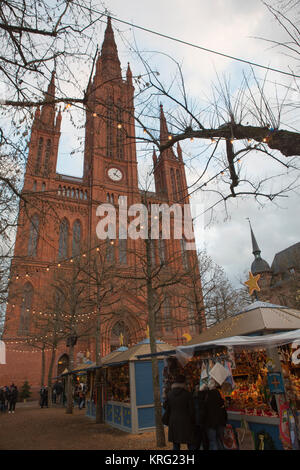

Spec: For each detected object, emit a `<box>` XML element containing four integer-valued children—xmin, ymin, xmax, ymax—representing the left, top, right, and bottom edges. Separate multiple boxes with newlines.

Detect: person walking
<box><xmin>204</xmin><ymin>378</ymin><xmax>227</xmax><ymax>450</ymax></box>
<box><xmin>8</xmin><ymin>384</ymin><xmax>18</xmax><ymax>413</ymax></box>
<box><xmin>193</xmin><ymin>384</ymin><xmax>209</xmax><ymax>450</ymax></box>
<box><xmin>164</xmin><ymin>374</ymin><xmax>196</xmax><ymax>451</ymax></box>
<box><xmin>40</xmin><ymin>385</ymin><xmax>48</xmax><ymax>408</ymax></box>
<box><xmin>0</xmin><ymin>387</ymin><xmax>6</xmax><ymax>412</ymax></box>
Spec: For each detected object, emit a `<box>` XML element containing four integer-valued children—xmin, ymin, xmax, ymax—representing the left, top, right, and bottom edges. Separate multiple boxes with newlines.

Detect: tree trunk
<box><xmin>47</xmin><ymin>345</ymin><xmax>57</xmax><ymax>408</ymax></box>
<box><xmin>95</xmin><ymin>313</ymin><xmax>104</xmax><ymax>423</ymax></box>
<box><xmin>146</xmin><ymin>237</ymin><xmax>166</xmax><ymax>447</ymax></box>
<box><xmin>40</xmin><ymin>345</ymin><xmax>45</xmax><ymax>387</ymax></box>
<box><xmin>66</xmin><ymin>344</ymin><xmax>74</xmax><ymax>414</ymax></box>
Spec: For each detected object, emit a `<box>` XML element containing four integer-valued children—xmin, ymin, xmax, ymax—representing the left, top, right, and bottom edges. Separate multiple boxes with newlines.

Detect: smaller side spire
<box><xmin>126</xmin><ymin>62</ymin><xmax>133</xmax><ymax>86</ymax></box>
<box><xmin>247</xmin><ymin>219</ymin><xmax>271</xmax><ymax>275</ymax></box>
<box><xmin>40</xmin><ymin>69</ymin><xmax>56</xmax><ymax>128</ymax></box>
<box><xmin>160</xmin><ymin>104</ymin><xmax>169</xmax><ymax>146</ymax></box>
<box><xmin>177</xmin><ymin>141</ymin><xmax>183</xmax><ymax>161</ymax></box>
<box><xmin>55</xmin><ymin>107</ymin><xmax>62</xmax><ymax>132</ymax></box>
<box><xmin>248</xmin><ymin>219</ymin><xmax>261</xmax><ymax>257</ymax></box>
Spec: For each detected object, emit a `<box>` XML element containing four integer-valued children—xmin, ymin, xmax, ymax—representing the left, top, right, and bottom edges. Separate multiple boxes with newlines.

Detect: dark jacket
<box><xmin>165</xmin><ymin>384</ymin><xmax>195</xmax><ymax>444</ymax></box>
<box><xmin>8</xmin><ymin>386</ymin><xmax>18</xmax><ymax>402</ymax></box>
<box><xmin>193</xmin><ymin>390</ymin><xmax>208</xmax><ymax>427</ymax></box>
<box><xmin>204</xmin><ymin>388</ymin><xmax>227</xmax><ymax>429</ymax></box>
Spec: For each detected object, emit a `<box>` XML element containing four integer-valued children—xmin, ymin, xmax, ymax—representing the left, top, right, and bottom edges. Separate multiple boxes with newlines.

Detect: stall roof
<box><xmin>177</xmin><ymin>328</ymin><xmax>300</xmax><ymax>356</ymax></box>
<box><xmin>103</xmin><ymin>339</ymin><xmax>175</xmax><ymax>366</ymax></box>
<box><xmin>186</xmin><ymin>301</ymin><xmax>300</xmax><ymax>346</ymax></box>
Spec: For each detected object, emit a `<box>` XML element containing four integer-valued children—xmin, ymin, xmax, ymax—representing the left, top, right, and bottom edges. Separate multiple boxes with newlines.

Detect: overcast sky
<box><xmin>56</xmin><ymin>0</ymin><xmax>300</xmax><ymax>287</ymax></box>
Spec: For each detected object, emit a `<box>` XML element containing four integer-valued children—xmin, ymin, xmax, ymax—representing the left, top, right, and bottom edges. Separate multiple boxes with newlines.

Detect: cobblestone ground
<box><xmin>0</xmin><ymin>402</ymin><xmax>173</xmax><ymax>450</ymax></box>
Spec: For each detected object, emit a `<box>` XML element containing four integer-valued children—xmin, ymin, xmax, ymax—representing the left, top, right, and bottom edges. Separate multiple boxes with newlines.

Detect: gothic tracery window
<box><xmin>72</xmin><ymin>220</ymin><xmax>81</xmax><ymax>257</ymax></box>
<box><xmin>28</xmin><ymin>214</ymin><xmax>39</xmax><ymax>257</ymax></box>
<box><xmin>35</xmin><ymin>137</ymin><xmax>44</xmax><ymax>174</ymax></box>
<box><xmin>106</xmin><ymin>98</ymin><xmax>113</xmax><ymax>158</ymax></box>
<box><xmin>116</xmin><ymin>105</ymin><xmax>124</xmax><ymax>160</ymax></box>
<box><xmin>170</xmin><ymin>168</ymin><xmax>177</xmax><ymax>200</ymax></box>
<box><xmin>58</xmin><ymin>218</ymin><xmax>69</xmax><ymax>259</ymax></box>
<box><xmin>44</xmin><ymin>139</ymin><xmax>51</xmax><ymax>176</ymax></box>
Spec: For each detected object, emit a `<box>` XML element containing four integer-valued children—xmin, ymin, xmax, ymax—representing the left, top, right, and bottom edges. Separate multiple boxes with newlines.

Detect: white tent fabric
<box><xmin>177</xmin><ymin>328</ymin><xmax>300</xmax><ymax>356</ymax></box>
<box><xmin>0</xmin><ymin>340</ymin><xmax>6</xmax><ymax>364</ymax></box>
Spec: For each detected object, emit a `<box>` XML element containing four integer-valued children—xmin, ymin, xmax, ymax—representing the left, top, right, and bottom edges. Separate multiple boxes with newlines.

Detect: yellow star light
<box><xmin>244</xmin><ymin>271</ymin><xmax>261</xmax><ymax>295</ymax></box>
<box><xmin>182</xmin><ymin>333</ymin><xmax>192</xmax><ymax>342</ymax></box>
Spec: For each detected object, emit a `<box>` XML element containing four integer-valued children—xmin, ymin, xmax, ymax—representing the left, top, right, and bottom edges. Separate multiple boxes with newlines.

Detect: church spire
<box><xmin>160</xmin><ymin>104</ymin><xmax>169</xmax><ymax>146</ymax></box>
<box><xmin>247</xmin><ymin>219</ymin><xmax>271</xmax><ymax>274</ymax></box>
<box><xmin>40</xmin><ymin>69</ymin><xmax>56</xmax><ymax>127</ymax></box>
<box><xmin>99</xmin><ymin>16</ymin><xmax>122</xmax><ymax>82</ymax></box>
<box><xmin>248</xmin><ymin>219</ymin><xmax>261</xmax><ymax>257</ymax></box>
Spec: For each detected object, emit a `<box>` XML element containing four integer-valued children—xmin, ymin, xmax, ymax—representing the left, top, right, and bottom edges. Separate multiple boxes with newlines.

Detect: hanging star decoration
<box><xmin>119</xmin><ymin>333</ymin><xmax>124</xmax><ymax>346</ymax></box>
<box><xmin>244</xmin><ymin>271</ymin><xmax>261</xmax><ymax>296</ymax></box>
<box><xmin>182</xmin><ymin>333</ymin><xmax>192</xmax><ymax>342</ymax></box>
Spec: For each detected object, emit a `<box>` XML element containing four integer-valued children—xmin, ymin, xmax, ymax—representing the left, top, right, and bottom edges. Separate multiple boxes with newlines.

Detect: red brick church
<box><xmin>1</xmin><ymin>18</ymin><xmax>204</xmax><ymax>392</ymax></box>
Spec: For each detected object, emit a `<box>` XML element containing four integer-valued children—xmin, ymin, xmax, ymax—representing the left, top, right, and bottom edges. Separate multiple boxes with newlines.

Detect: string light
<box><xmin>168</xmin><ymin>135</ymin><xmax>172</xmax><ymax>140</ymax></box>
<box><xmin>117</xmin><ymin>123</ymin><xmax>122</xmax><ymax>129</ymax></box>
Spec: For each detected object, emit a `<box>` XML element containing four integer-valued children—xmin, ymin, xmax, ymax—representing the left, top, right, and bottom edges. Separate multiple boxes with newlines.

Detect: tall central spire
<box><xmin>98</xmin><ymin>16</ymin><xmax>122</xmax><ymax>82</ymax></box>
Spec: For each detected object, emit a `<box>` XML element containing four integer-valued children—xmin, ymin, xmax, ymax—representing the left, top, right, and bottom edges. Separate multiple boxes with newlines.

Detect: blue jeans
<box><xmin>207</xmin><ymin>427</ymin><xmax>225</xmax><ymax>450</ymax></box>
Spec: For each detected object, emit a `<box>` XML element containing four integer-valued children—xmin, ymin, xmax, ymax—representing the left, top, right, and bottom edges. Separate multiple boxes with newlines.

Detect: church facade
<box><xmin>1</xmin><ymin>18</ymin><xmax>204</xmax><ymax>392</ymax></box>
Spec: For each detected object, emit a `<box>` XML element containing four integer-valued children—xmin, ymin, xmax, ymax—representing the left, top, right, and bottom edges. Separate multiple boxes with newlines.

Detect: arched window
<box><xmin>58</xmin><ymin>218</ymin><xmax>69</xmax><ymax>259</ymax></box>
<box><xmin>170</xmin><ymin>168</ymin><xmax>177</xmax><ymax>200</ymax></box>
<box><xmin>72</xmin><ymin>220</ymin><xmax>81</xmax><ymax>257</ymax></box>
<box><xmin>116</xmin><ymin>105</ymin><xmax>124</xmax><ymax>160</ymax></box>
<box><xmin>106</xmin><ymin>98</ymin><xmax>113</xmax><ymax>158</ymax></box>
<box><xmin>35</xmin><ymin>137</ymin><xmax>43</xmax><ymax>174</ymax></box>
<box><xmin>44</xmin><ymin>139</ymin><xmax>51</xmax><ymax>176</ymax></box>
<box><xmin>28</xmin><ymin>214</ymin><xmax>39</xmax><ymax>257</ymax></box>
<box><xmin>110</xmin><ymin>321</ymin><xmax>130</xmax><ymax>351</ymax></box>
<box><xmin>180</xmin><ymin>238</ymin><xmax>189</xmax><ymax>270</ymax></box>
<box><xmin>19</xmin><ymin>282</ymin><xmax>33</xmax><ymax>334</ymax></box>
<box><xmin>176</xmin><ymin>169</ymin><xmax>182</xmax><ymax>199</ymax></box>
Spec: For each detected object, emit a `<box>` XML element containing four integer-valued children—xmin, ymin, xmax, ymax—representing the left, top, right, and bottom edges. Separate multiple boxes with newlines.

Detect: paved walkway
<box><xmin>0</xmin><ymin>402</ymin><xmax>172</xmax><ymax>450</ymax></box>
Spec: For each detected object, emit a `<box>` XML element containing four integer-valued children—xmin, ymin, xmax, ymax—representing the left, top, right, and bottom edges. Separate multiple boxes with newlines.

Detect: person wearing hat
<box><xmin>163</xmin><ymin>374</ymin><xmax>196</xmax><ymax>450</ymax></box>
<box><xmin>204</xmin><ymin>378</ymin><xmax>227</xmax><ymax>450</ymax></box>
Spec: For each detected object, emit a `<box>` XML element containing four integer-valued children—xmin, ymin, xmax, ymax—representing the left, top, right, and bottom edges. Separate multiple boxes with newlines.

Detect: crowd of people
<box><xmin>163</xmin><ymin>374</ymin><xmax>227</xmax><ymax>451</ymax></box>
<box><xmin>0</xmin><ymin>384</ymin><xmax>19</xmax><ymax>413</ymax></box>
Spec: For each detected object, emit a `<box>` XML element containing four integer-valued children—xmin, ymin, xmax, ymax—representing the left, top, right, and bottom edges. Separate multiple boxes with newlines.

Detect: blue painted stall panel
<box><xmin>138</xmin><ymin>406</ymin><xmax>155</xmax><ymax>429</ymax></box>
<box><xmin>135</xmin><ymin>360</ymin><xmax>164</xmax><ymax>406</ymax></box>
<box><xmin>122</xmin><ymin>407</ymin><xmax>132</xmax><ymax>429</ymax></box>
<box><xmin>106</xmin><ymin>403</ymin><xmax>113</xmax><ymax>422</ymax></box>
<box><xmin>113</xmin><ymin>405</ymin><xmax>122</xmax><ymax>426</ymax></box>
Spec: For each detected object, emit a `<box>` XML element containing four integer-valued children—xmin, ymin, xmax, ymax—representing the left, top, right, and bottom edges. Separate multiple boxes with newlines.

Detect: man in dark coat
<box><xmin>193</xmin><ymin>384</ymin><xmax>209</xmax><ymax>450</ymax></box>
<box><xmin>204</xmin><ymin>379</ymin><xmax>227</xmax><ymax>450</ymax></box>
<box><xmin>164</xmin><ymin>374</ymin><xmax>196</xmax><ymax>450</ymax></box>
<box><xmin>8</xmin><ymin>384</ymin><xmax>18</xmax><ymax>413</ymax></box>
<box><xmin>40</xmin><ymin>386</ymin><xmax>48</xmax><ymax>408</ymax></box>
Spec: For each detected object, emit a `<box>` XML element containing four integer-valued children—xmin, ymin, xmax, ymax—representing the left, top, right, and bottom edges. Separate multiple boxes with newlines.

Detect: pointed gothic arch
<box><xmin>28</xmin><ymin>214</ymin><xmax>39</xmax><ymax>257</ymax></box>
<box><xmin>72</xmin><ymin>219</ymin><xmax>81</xmax><ymax>257</ymax></box>
<box><xmin>58</xmin><ymin>218</ymin><xmax>69</xmax><ymax>259</ymax></box>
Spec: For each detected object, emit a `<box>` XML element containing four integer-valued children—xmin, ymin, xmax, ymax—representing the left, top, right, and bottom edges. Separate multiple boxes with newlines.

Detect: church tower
<box><xmin>2</xmin><ymin>17</ymin><xmax>204</xmax><ymax>392</ymax></box>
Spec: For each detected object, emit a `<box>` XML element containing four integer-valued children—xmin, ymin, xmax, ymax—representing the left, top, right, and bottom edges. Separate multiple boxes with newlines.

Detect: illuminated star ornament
<box><xmin>182</xmin><ymin>333</ymin><xmax>192</xmax><ymax>342</ymax></box>
<box><xmin>244</xmin><ymin>271</ymin><xmax>261</xmax><ymax>296</ymax></box>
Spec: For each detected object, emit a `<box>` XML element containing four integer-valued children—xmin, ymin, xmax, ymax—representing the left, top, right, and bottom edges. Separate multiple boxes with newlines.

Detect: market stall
<box><xmin>139</xmin><ymin>302</ymin><xmax>300</xmax><ymax>450</ymax></box>
<box><xmin>85</xmin><ymin>339</ymin><xmax>174</xmax><ymax>433</ymax></box>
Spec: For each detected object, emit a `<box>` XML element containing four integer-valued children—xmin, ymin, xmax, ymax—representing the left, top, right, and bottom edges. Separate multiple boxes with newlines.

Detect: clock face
<box><xmin>108</xmin><ymin>167</ymin><xmax>123</xmax><ymax>182</ymax></box>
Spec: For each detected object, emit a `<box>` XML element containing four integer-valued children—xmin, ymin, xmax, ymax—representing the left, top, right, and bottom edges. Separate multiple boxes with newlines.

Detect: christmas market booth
<box><xmin>139</xmin><ymin>302</ymin><xmax>300</xmax><ymax>450</ymax></box>
<box><xmin>84</xmin><ymin>339</ymin><xmax>174</xmax><ymax>433</ymax></box>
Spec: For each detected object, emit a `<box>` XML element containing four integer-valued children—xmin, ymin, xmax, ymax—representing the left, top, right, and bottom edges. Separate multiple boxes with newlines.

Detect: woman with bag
<box><xmin>163</xmin><ymin>374</ymin><xmax>196</xmax><ymax>451</ymax></box>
